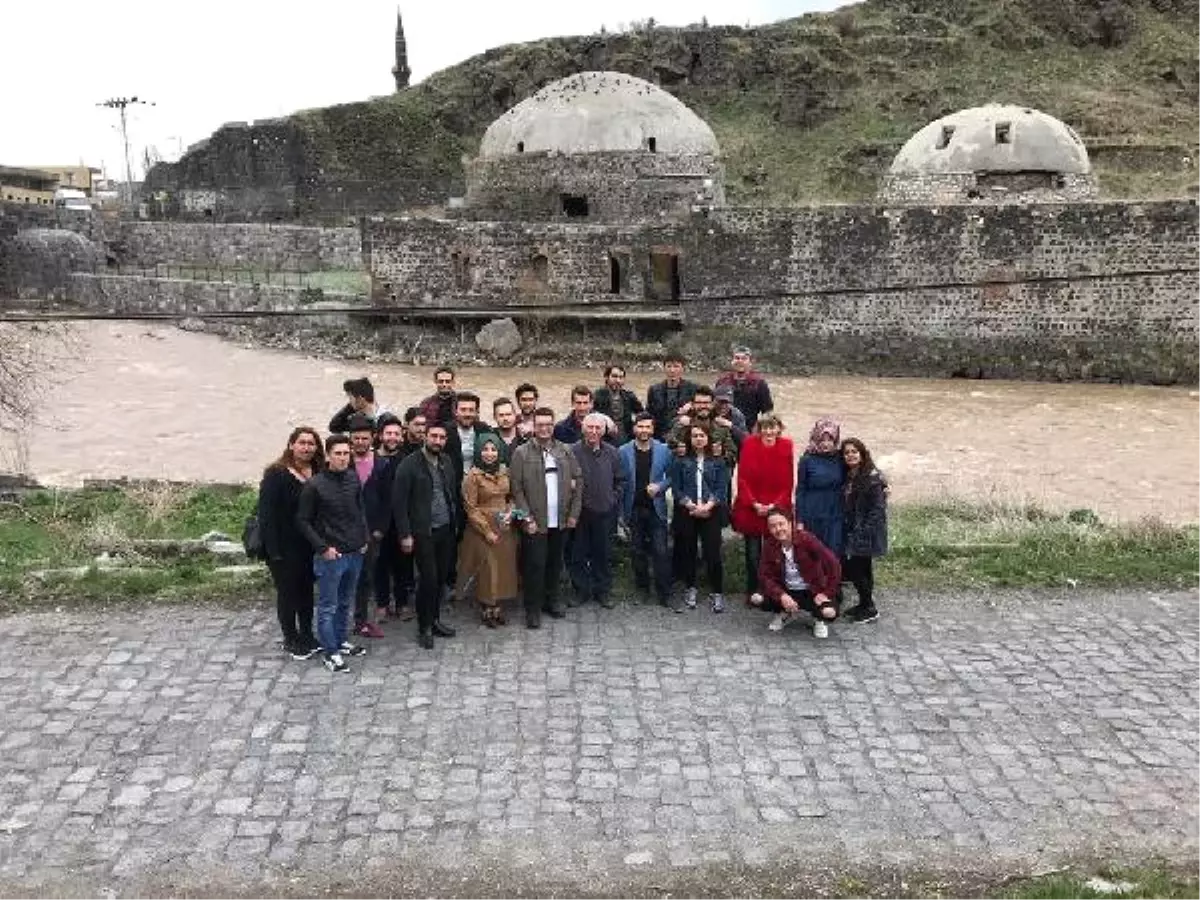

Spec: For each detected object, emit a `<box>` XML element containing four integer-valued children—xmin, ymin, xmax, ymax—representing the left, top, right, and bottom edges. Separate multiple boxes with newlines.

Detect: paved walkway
<box><xmin>0</xmin><ymin>589</ymin><xmax>1195</xmax><ymax>897</ymax></box>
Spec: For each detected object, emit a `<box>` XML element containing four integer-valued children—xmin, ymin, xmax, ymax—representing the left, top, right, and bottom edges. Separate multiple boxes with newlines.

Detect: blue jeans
<box><xmin>313</xmin><ymin>552</ymin><xmax>363</xmax><ymax>653</ymax></box>
<box><xmin>569</xmin><ymin>508</ymin><xmax>614</xmax><ymax>600</ymax></box>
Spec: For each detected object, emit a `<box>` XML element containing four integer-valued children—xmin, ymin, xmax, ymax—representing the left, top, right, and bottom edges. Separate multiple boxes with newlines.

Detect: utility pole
<box><xmin>97</xmin><ymin>96</ymin><xmax>154</xmax><ymax>209</ymax></box>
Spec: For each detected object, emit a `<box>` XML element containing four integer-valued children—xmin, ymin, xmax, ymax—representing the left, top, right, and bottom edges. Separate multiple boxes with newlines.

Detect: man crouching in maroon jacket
<box><xmin>755</xmin><ymin>506</ymin><xmax>842</xmax><ymax>639</ymax></box>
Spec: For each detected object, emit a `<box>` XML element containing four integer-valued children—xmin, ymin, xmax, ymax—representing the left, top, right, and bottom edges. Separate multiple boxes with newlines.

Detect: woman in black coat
<box><xmin>840</xmin><ymin>437</ymin><xmax>888</xmax><ymax>624</ymax></box>
<box><xmin>258</xmin><ymin>427</ymin><xmax>324</xmax><ymax>657</ymax></box>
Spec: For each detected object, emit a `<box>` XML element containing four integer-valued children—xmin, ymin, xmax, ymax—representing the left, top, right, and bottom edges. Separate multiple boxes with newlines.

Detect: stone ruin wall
<box><xmin>463</xmin><ymin>152</ymin><xmax>724</xmax><ymax>224</ymax></box>
<box><xmin>877</xmin><ymin>172</ymin><xmax>1098</xmax><ymax>205</ymax></box>
<box><xmin>364</xmin><ymin>217</ymin><xmax>693</xmax><ymax>307</ymax></box>
<box><xmin>107</xmin><ymin>222</ymin><xmax>361</xmax><ymax>272</ymax></box>
<box><xmin>363</xmin><ymin>198</ymin><xmax>1199</xmax><ymax>382</ymax></box>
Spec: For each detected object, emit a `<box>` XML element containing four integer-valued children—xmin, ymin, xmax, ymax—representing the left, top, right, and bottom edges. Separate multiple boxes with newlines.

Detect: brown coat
<box><xmin>456</xmin><ymin>467</ymin><xmax>519</xmax><ymax>606</ymax></box>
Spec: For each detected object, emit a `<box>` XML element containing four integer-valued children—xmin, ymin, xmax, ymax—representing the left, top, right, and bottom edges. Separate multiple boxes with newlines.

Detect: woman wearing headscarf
<box><xmin>456</xmin><ymin>433</ymin><xmax>520</xmax><ymax>626</ymax></box>
<box><xmin>795</xmin><ymin>417</ymin><xmax>846</xmax><ymax>556</ymax></box>
<box><xmin>731</xmin><ymin>413</ymin><xmax>795</xmax><ymax>607</ymax></box>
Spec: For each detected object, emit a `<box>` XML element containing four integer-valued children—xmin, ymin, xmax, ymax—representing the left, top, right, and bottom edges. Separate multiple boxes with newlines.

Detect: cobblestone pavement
<box><xmin>0</xmin><ymin>589</ymin><xmax>1195</xmax><ymax>897</ymax></box>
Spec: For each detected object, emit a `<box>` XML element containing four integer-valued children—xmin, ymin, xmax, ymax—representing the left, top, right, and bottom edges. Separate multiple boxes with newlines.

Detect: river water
<box><xmin>4</xmin><ymin>322</ymin><xmax>1197</xmax><ymax>524</ymax></box>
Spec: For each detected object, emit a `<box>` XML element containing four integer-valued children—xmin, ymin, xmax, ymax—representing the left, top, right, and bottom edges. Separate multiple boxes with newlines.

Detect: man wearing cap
<box><xmin>713</xmin><ymin>385</ymin><xmax>749</xmax><ymax>450</ymax></box>
<box><xmin>714</xmin><ymin>347</ymin><xmax>773</xmax><ymax>428</ymax></box>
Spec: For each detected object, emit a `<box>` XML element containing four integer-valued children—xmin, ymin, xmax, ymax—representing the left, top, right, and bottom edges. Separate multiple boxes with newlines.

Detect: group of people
<box><xmin>256</xmin><ymin>348</ymin><xmax>888</xmax><ymax>673</ymax></box>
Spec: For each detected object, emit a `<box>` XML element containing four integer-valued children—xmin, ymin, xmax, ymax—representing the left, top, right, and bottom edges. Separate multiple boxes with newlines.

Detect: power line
<box><xmin>97</xmin><ymin>97</ymin><xmax>155</xmax><ymax>208</ymax></box>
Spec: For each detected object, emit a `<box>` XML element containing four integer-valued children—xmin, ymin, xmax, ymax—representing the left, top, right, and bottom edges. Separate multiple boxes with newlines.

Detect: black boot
<box><xmin>418</xmin><ymin>629</ymin><xmax>434</xmax><ymax>649</ymax></box>
<box><xmin>431</xmin><ymin>620</ymin><xmax>456</xmax><ymax>638</ymax></box>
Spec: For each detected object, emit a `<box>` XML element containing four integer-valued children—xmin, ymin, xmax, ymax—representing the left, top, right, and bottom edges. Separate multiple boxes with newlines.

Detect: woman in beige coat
<box><xmin>457</xmin><ymin>433</ymin><xmax>520</xmax><ymax>626</ymax></box>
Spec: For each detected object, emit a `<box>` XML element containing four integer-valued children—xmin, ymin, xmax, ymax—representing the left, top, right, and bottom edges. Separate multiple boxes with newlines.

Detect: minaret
<box><xmin>392</xmin><ymin>9</ymin><xmax>411</xmax><ymax>91</ymax></box>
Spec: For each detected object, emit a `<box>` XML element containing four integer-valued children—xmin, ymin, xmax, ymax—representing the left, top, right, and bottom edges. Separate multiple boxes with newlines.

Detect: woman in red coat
<box><xmin>730</xmin><ymin>413</ymin><xmax>795</xmax><ymax>605</ymax></box>
<box><xmin>757</xmin><ymin>507</ymin><xmax>842</xmax><ymax>639</ymax></box>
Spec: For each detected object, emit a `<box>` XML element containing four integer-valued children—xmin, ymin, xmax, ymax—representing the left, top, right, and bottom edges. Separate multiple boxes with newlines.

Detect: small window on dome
<box><xmin>995</xmin><ymin>122</ymin><xmax>1012</xmax><ymax>145</ymax></box>
<box><xmin>516</xmin><ymin>141</ymin><xmax>524</xmax><ymax>153</ymax></box>
<box><xmin>936</xmin><ymin>125</ymin><xmax>955</xmax><ymax>149</ymax></box>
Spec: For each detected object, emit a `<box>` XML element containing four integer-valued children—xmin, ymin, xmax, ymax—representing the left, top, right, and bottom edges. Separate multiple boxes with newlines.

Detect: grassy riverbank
<box><xmin>0</xmin><ymin>483</ymin><xmax>1195</xmax><ymax>610</ymax></box>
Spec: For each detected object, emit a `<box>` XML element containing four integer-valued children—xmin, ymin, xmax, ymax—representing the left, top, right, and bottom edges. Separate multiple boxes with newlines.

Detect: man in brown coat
<box><xmin>509</xmin><ymin>407</ymin><xmax>583</xmax><ymax>629</ymax></box>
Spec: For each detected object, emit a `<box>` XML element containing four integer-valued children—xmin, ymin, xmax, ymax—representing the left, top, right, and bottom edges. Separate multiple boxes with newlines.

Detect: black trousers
<box><xmin>413</xmin><ymin>526</ymin><xmax>455</xmax><ymax>632</ymax></box>
<box><xmin>354</xmin><ymin>538</ymin><xmax>379</xmax><ymax>625</ymax></box>
<box><xmin>374</xmin><ymin>528</ymin><xmax>413</xmax><ymax>608</ymax></box>
<box><xmin>629</xmin><ymin>505</ymin><xmax>671</xmax><ymax>602</ymax></box>
<box><xmin>674</xmin><ymin>508</ymin><xmax>724</xmax><ymax>593</ymax></box>
<box><xmin>743</xmin><ymin>535</ymin><xmax>763</xmax><ymax>595</ymax></box>
<box><xmin>842</xmin><ymin>555</ymin><xmax>875</xmax><ymax>609</ymax></box>
<box><xmin>268</xmin><ymin>555</ymin><xmax>314</xmax><ymax>645</ymax></box>
<box><xmin>521</xmin><ymin>527</ymin><xmax>566</xmax><ymax>618</ymax></box>
<box><xmin>762</xmin><ymin>589</ymin><xmax>840</xmax><ymax>620</ymax></box>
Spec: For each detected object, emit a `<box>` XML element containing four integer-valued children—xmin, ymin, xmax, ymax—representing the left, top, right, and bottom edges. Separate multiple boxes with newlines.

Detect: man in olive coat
<box><xmin>509</xmin><ymin>407</ymin><xmax>583</xmax><ymax>629</ymax></box>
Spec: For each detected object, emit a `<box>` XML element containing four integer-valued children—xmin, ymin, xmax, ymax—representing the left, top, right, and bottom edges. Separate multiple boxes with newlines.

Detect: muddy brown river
<box><xmin>3</xmin><ymin>323</ymin><xmax>1196</xmax><ymax>524</ymax></box>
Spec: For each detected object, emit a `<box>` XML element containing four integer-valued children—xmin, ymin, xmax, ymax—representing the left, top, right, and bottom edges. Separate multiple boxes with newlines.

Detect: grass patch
<box><xmin>885</xmin><ymin>499</ymin><xmax>1199</xmax><ymax>590</ymax></box>
<box><xmin>999</xmin><ymin>861</ymin><xmax>1199</xmax><ymax>899</ymax></box>
<box><xmin>0</xmin><ymin>486</ymin><xmax>1195</xmax><ymax>608</ymax></box>
<box><xmin>0</xmin><ymin>484</ymin><xmax>264</xmax><ymax>611</ymax></box>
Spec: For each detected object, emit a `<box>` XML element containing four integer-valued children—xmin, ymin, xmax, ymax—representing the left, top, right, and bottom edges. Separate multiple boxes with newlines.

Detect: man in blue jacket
<box><xmin>619</xmin><ymin>413</ymin><xmax>676</xmax><ymax>610</ymax></box>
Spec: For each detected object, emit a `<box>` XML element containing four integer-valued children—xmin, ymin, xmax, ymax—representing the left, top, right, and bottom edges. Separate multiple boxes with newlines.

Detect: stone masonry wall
<box><xmin>0</xmin><ymin>202</ymin><xmax>104</xmax><ymax>301</ymax></box>
<box><xmin>364</xmin><ymin>217</ymin><xmax>698</xmax><ymax>306</ymax></box>
<box><xmin>877</xmin><ymin>172</ymin><xmax>1098</xmax><ymax>205</ymax></box>
<box><xmin>464</xmin><ymin>152</ymin><xmax>724</xmax><ymax>223</ymax></box>
<box><xmin>106</xmin><ymin>222</ymin><xmax>361</xmax><ymax>272</ymax></box>
<box><xmin>363</xmin><ymin>199</ymin><xmax>1198</xmax><ymax>382</ymax></box>
<box><xmin>66</xmin><ymin>273</ymin><xmax>363</xmax><ymax>316</ymax></box>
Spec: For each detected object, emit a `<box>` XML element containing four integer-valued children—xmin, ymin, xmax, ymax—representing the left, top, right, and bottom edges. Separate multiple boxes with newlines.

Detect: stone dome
<box><xmin>889</xmin><ymin>105</ymin><xmax>1091</xmax><ymax>175</ymax></box>
<box><xmin>478</xmin><ymin>71</ymin><xmax>719</xmax><ymax>158</ymax></box>
<box><xmin>1</xmin><ymin>228</ymin><xmax>104</xmax><ymax>301</ymax></box>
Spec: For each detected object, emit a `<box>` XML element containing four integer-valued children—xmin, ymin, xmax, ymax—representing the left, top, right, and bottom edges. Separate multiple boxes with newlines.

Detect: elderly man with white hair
<box><xmin>568</xmin><ymin>412</ymin><xmax>626</xmax><ymax>609</ymax></box>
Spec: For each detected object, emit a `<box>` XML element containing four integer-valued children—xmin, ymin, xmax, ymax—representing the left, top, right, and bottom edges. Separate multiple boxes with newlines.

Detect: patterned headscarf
<box><xmin>474</xmin><ymin>432</ymin><xmax>505</xmax><ymax>474</ymax></box>
<box><xmin>805</xmin><ymin>417</ymin><xmax>841</xmax><ymax>454</ymax></box>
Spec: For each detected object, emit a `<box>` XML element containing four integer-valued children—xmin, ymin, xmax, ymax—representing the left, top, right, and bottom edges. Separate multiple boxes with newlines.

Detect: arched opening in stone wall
<box><xmin>647</xmin><ymin>250</ymin><xmax>680</xmax><ymax>302</ymax></box>
<box><xmin>608</xmin><ymin>253</ymin><xmax>625</xmax><ymax>294</ymax></box>
<box><xmin>560</xmin><ymin>194</ymin><xmax>589</xmax><ymax>218</ymax></box>
<box><xmin>531</xmin><ymin>253</ymin><xmax>549</xmax><ymax>286</ymax></box>
<box><xmin>451</xmin><ymin>250</ymin><xmax>472</xmax><ymax>290</ymax></box>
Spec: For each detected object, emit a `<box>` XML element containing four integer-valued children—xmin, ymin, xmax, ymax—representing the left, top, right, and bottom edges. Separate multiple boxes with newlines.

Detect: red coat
<box><xmin>730</xmin><ymin>435</ymin><xmax>795</xmax><ymax>536</ymax></box>
<box><xmin>758</xmin><ymin>529</ymin><xmax>842</xmax><ymax>601</ymax></box>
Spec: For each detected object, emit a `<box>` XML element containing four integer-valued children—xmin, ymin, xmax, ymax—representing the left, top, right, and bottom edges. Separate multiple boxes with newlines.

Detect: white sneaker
<box><xmin>323</xmin><ymin>652</ymin><xmax>348</xmax><ymax>673</ymax></box>
<box><xmin>749</xmin><ymin>592</ymin><xmax>764</xmax><ymax>607</ymax></box>
<box><xmin>684</xmin><ymin>587</ymin><xmax>698</xmax><ymax>609</ymax></box>
<box><xmin>768</xmin><ymin>612</ymin><xmax>792</xmax><ymax>632</ymax></box>
<box><xmin>812</xmin><ymin>620</ymin><xmax>829</xmax><ymax>639</ymax></box>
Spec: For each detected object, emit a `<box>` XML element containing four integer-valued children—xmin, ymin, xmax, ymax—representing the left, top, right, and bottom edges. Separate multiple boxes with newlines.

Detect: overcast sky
<box><xmin>2</xmin><ymin>0</ymin><xmax>843</xmax><ymax>182</ymax></box>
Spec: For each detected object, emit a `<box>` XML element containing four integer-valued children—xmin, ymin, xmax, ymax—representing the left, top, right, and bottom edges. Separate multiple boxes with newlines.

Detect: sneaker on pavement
<box><xmin>710</xmin><ymin>593</ymin><xmax>726</xmax><ymax>614</ymax></box>
<box><xmin>748</xmin><ymin>592</ymin><xmax>764</xmax><ymax>607</ymax></box>
<box><xmin>669</xmin><ymin>595</ymin><xmax>685</xmax><ymax>613</ymax></box>
<box><xmin>340</xmin><ymin>642</ymin><xmax>368</xmax><ymax>657</ymax></box>
<box><xmin>684</xmin><ymin>587</ymin><xmax>698</xmax><ymax>609</ymax></box>
<box><xmin>396</xmin><ymin>606</ymin><xmax>416</xmax><ymax>622</ymax></box>
<box><xmin>324</xmin><ymin>652</ymin><xmax>348</xmax><ymax>673</ymax></box>
<box><xmin>356</xmin><ymin>622</ymin><xmax>385</xmax><ymax>639</ymax></box>
<box><xmin>288</xmin><ymin>642</ymin><xmax>317</xmax><ymax>661</ymax></box>
<box><xmin>812</xmin><ymin>620</ymin><xmax>829</xmax><ymax>639</ymax></box>
<box><xmin>846</xmin><ymin>605</ymin><xmax>879</xmax><ymax>624</ymax></box>
<box><xmin>768</xmin><ymin>612</ymin><xmax>794</xmax><ymax>632</ymax></box>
